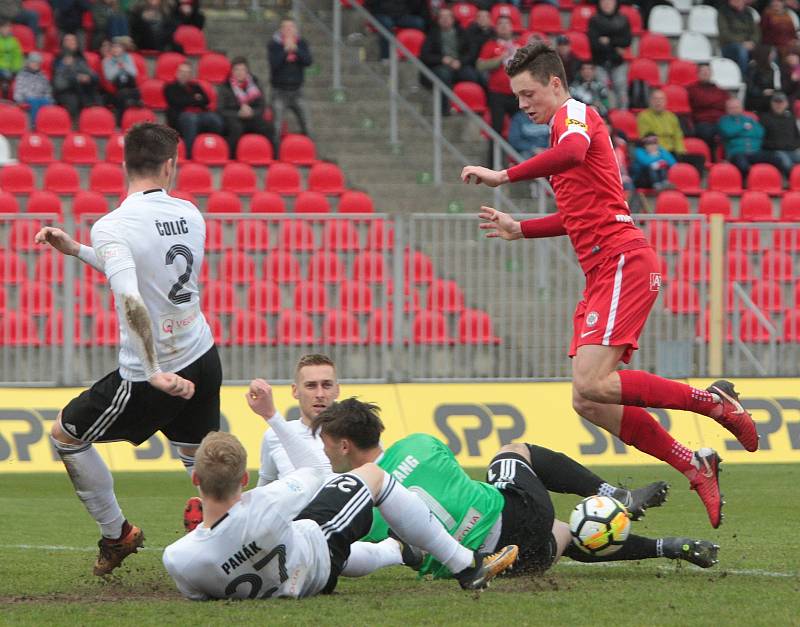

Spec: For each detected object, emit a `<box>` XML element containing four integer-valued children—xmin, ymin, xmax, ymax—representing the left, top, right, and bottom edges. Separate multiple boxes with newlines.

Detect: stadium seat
<box><xmin>44</xmin><ymin>163</ymin><xmax>80</xmax><ymax>194</ymax></box>
<box><xmin>452</xmin><ymin>2</ymin><xmax>477</xmax><ymax>28</ymax></box>
<box><xmin>710</xmin><ymin>57</ymin><xmax>743</xmax><ymax>90</ymax></box>
<box><xmin>295</xmin><ymin>191</ymin><xmax>331</xmax><ymax>213</ymax></box>
<box><xmin>263</xmin><ymin>251</ymin><xmax>302</xmax><ymax>283</ymax></box>
<box><xmin>230</xmin><ymin>310</ymin><xmax>273</xmax><ymax>345</ymax></box>
<box><xmin>618</xmin><ymin>4</ymin><xmax>643</xmax><ymax>35</ymax></box>
<box><xmin>308</xmin><ymin>162</ymin><xmax>346</xmax><ymax>195</ymax></box>
<box><xmin>140</xmin><ymin>78</ymin><xmax>167</xmax><ymax>110</ymax></box>
<box><xmin>708</xmin><ymin>163</ymin><xmax>743</xmax><ymax>194</ymax></box>
<box><xmin>177</xmin><ymin>163</ymin><xmax>213</xmax><ymax>194</ymax></box>
<box><xmin>0</xmin><ymin>310</ymin><xmax>40</xmax><ymax>345</ymax></box>
<box><xmin>697</xmin><ymin>191</ymin><xmax>731</xmax><ymax>218</ymax></box>
<box><xmin>727</xmin><ymin>251</ymin><xmax>754</xmax><ymax>282</ymax></box>
<box><xmin>627</xmin><ymin>58</ymin><xmax>660</xmax><ymax>87</ymax></box>
<box><xmin>530</xmin><ymin>4</ymin><xmax>562</xmax><ymax>33</ymax></box>
<box><xmin>17</xmin><ymin>132</ymin><xmax>55</xmax><ymax>164</ymax></box>
<box><xmin>233</xmin><ymin>218</ymin><xmax>269</xmax><ymax>251</ymax></box>
<box><xmin>205</xmin><ymin>219</ymin><xmax>224</xmax><ymax>251</ymax></box>
<box><xmin>105</xmin><ymin>133</ymin><xmax>126</xmax><ymax>162</ymax></box>
<box><xmin>761</xmin><ymin>250</ymin><xmax>795</xmax><ymax>282</ymax></box>
<box><xmin>352</xmin><ymin>251</ymin><xmax>386</xmax><ymax>283</ymax></box>
<box><xmin>155</xmin><ymin>52</ymin><xmax>188</xmax><ymax>82</ymax></box>
<box><xmin>751</xmin><ymin>281</ymin><xmax>785</xmax><ymax>313</ymax></box>
<box><xmin>490</xmin><ymin>4</ymin><xmax>524</xmax><ymax>31</ymax></box>
<box><xmin>413</xmin><ymin>310</ymin><xmax>453</xmax><ymax>344</ymax></box>
<box><xmin>193</xmin><ymin>133</ymin><xmax>229</xmax><ymax>165</ymax></box>
<box><xmin>405</xmin><ymin>250</ymin><xmax>435</xmax><ymax>283</ymax></box>
<box><xmin>569</xmin><ymin>5</ymin><xmax>596</xmax><ymax>32</ymax></box>
<box><xmin>648</xmin><ymin>5</ymin><xmax>683</xmax><ymax>36</ymax></box>
<box><xmin>790</xmin><ymin>165</ymin><xmax>800</xmax><ymax>191</ymax></box>
<box><xmin>739</xmin><ymin>310</ymin><xmax>774</xmax><ymax>343</ymax></box>
<box><xmin>645</xmin><ymin>220</ymin><xmax>681</xmax><ymax>252</ymax></box>
<box><xmin>772</xmin><ymin>226</ymin><xmax>800</xmax><ymax>251</ymax></box>
<box><xmin>663</xmin><ymin>84</ymin><xmax>690</xmax><ymax>114</ymax></box>
<box><xmin>217</xmin><ymin>250</ymin><xmax>256</xmax><ymax>283</ymax></box>
<box><xmin>452</xmin><ymin>81</ymin><xmax>488</xmax><ymax>114</ymax></box>
<box><xmin>457</xmin><ymin>309</ymin><xmax>501</xmax><ymax>344</ymax></box>
<box><xmin>266</xmin><ymin>162</ymin><xmax>302</xmax><ymax>194</ymax></box>
<box><xmin>746</xmin><ymin>164</ymin><xmax>783</xmax><ymax>195</ymax></box>
<box><xmin>727</xmin><ymin>226</ymin><xmax>762</xmax><ymax>253</ymax></box>
<box><xmin>0</xmin><ymin>163</ymin><xmax>35</xmax><ymax>193</ymax></box>
<box><xmin>608</xmin><ymin>109</ymin><xmax>638</xmax><ymax>139</ymax></box>
<box><xmin>221</xmin><ymin>162</ymin><xmax>258</xmax><ymax>195</ymax></box>
<box><xmin>236</xmin><ymin>134</ymin><xmax>274</xmax><ymax>165</ymax></box>
<box><xmin>276</xmin><ymin>310</ymin><xmax>317</xmax><ymax>344</ymax></box>
<box><xmin>276</xmin><ymin>220</ymin><xmax>316</xmax><ymax>250</ymax></box>
<box><xmin>395</xmin><ymin>28</ymin><xmax>426</xmax><ymax>59</ymax></box>
<box><xmin>0</xmin><ymin>250</ymin><xmax>29</xmax><ymax>283</ymax></box>
<box><xmin>667</xmin><ymin>59</ymin><xmax>699</xmax><ymax>87</ymax></box>
<box><xmin>0</xmin><ymin>103</ymin><xmax>28</xmax><ymax>136</ymax></box>
<box><xmin>279</xmin><ymin>134</ymin><xmax>318</xmax><ymax>165</ymax></box>
<box><xmin>121</xmin><ymin>107</ymin><xmax>156</xmax><ymax>131</ymax></box>
<box><xmin>92</xmin><ymin>311</ymin><xmax>119</xmax><ymax>346</ymax></box>
<box><xmin>428</xmin><ymin>279</ymin><xmax>465</xmax><ymax>313</ymax></box>
<box><xmin>739</xmin><ymin>191</ymin><xmax>774</xmax><ymax>221</ymax></box>
<box><xmin>366</xmin><ymin>219</ymin><xmax>394</xmax><ymax>250</ymax></box>
<box><xmin>247</xmin><ymin>280</ymin><xmax>283</xmax><ymax>313</ymax></box>
<box><xmin>27</xmin><ymin>191</ymin><xmax>62</xmax><ymax>217</ymax></box>
<box><xmin>687</xmin><ymin>5</ymin><xmax>718</xmax><ymax>36</ymax></box>
<box><xmin>61</xmin><ymin>132</ymin><xmax>99</xmax><ymax>165</ymax></box>
<box><xmin>780</xmin><ymin>191</ymin><xmax>800</xmax><ymax>220</ymax></box>
<box><xmin>323</xmin><ymin>310</ymin><xmax>364</xmax><ymax>344</ymax></box>
<box><xmin>664</xmin><ymin>280</ymin><xmax>700</xmax><ymax>314</ymax></box>
<box><xmin>667</xmin><ymin>163</ymin><xmax>702</xmax><ymax>194</ymax></box>
<box><xmin>293</xmin><ymin>280</ymin><xmax>328</xmax><ymax>313</ymax></box>
<box><xmin>174</xmin><ymin>25</ymin><xmax>207</xmax><ymax>55</ymax></box>
<box><xmin>34</xmin><ymin>105</ymin><xmax>71</xmax><ymax>135</ymax></box>
<box><xmin>22</xmin><ymin>0</ymin><xmax>53</xmax><ymax>29</ymax></box>
<box><xmin>783</xmin><ymin>310</ymin><xmax>800</xmax><ymax>342</ymax></box>
<box><xmin>322</xmin><ymin>220</ymin><xmax>361</xmax><ymax>251</ymax></box>
<box><xmin>683</xmin><ymin>137</ymin><xmax>712</xmax><ymax>169</ymax></box>
<box><xmin>8</xmin><ymin>220</ymin><xmax>40</xmax><ymax>251</ymax></box>
<box><xmin>204</xmin><ymin>313</ymin><xmax>227</xmax><ymax>346</ymax></box>
<box><xmin>250</xmin><ymin>191</ymin><xmax>286</xmax><ymax>213</ymax></box>
<box><xmin>89</xmin><ymin>163</ymin><xmax>125</xmax><ymax>194</ymax></box>
<box><xmin>201</xmin><ymin>280</ymin><xmax>239</xmax><ymax>313</ymax></box>
<box><xmin>44</xmin><ymin>310</ymin><xmax>88</xmax><ymax>346</ymax></box>
<box><xmin>10</xmin><ymin>24</ymin><xmax>34</xmax><ymax>52</ymax></box>
<box><xmin>306</xmin><ymin>251</ymin><xmax>345</xmax><ymax>283</ymax></box>
<box><xmin>677</xmin><ymin>32</ymin><xmax>713</xmax><ymax>63</ymax></box>
<box><xmin>367</xmin><ymin>309</ymin><xmax>394</xmax><ymax>344</ymax></box>
<box><xmin>207</xmin><ymin>190</ymin><xmax>242</xmax><ymax>213</ymax></box>
<box><xmin>638</xmin><ymin>33</ymin><xmax>673</xmax><ymax>62</ymax></box>
<box><xmin>0</xmin><ymin>191</ymin><xmax>18</xmax><ymax>212</ymax></box>
<box><xmin>696</xmin><ymin>310</ymin><xmax>734</xmax><ymax>341</ymax></box>
<box><xmin>338</xmin><ymin>190</ymin><xmax>374</xmax><ymax>214</ymax></box>
<box><xmin>338</xmin><ymin>280</ymin><xmax>373</xmax><ymax>313</ymax></box>
<box><xmin>726</xmin><ymin>283</ymin><xmax>745</xmax><ymax>312</ymax></box>
<box><xmin>677</xmin><ymin>251</ymin><xmax>709</xmax><ymax>282</ymax></box>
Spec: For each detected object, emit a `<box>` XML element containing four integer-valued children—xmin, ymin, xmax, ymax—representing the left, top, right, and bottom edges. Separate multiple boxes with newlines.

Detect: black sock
<box><xmin>565</xmin><ymin>534</ymin><xmax>660</xmax><ymax>562</ymax></box>
<box><xmin>526</xmin><ymin>444</ymin><xmax>604</xmax><ymax>496</ymax></box>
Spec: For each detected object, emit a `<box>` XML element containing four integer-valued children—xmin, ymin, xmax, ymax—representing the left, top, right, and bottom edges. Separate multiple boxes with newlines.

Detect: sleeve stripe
<box><xmin>557</xmin><ymin>128</ymin><xmax>591</xmax><ymax>144</ymax></box>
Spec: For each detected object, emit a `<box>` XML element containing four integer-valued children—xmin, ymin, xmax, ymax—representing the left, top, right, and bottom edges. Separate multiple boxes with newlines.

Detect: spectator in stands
<box><xmin>781</xmin><ymin>51</ymin><xmax>800</xmax><ymax>101</ymax></box>
<box><xmin>478</xmin><ymin>15</ymin><xmax>517</xmax><ymax>165</ymax></box>
<box><xmin>0</xmin><ymin>0</ymin><xmax>40</xmax><ymax>35</ymax></box>
<box><xmin>718</xmin><ymin>0</ymin><xmax>760</xmax><ymax>76</ymax></box>
<box><xmin>761</xmin><ymin>0</ymin><xmax>798</xmax><ymax>58</ymax></box>
<box><xmin>718</xmin><ymin>96</ymin><xmax>771</xmax><ymax>176</ymax></box>
<box><xmin>570</xmin><ymin>61</ymin><xmax>609</xmax><ymax>117</ymax></box>
<box><xmin>507</xmin><ymin>110</ymin><xmax>550</xmax><ymax>159</ymax></box>
<box><xmin>218</xmin><ymin>56</ymin><xmax>275</xmax><ymax>159</ymax></box>
<box><xmin>174</xmin><ymin>0</ymin><xmax>205</xmax><ymax>29</ymax></box>
<box><xmin>687</xmin><ymin>62</ymin><xmax>729</xmax><ymax>158</ymax></box>
<box><xmin>102</xmin><ymin>38</ymin><xmax>142</xmax><ymax>123</ymax></box>
<box><xmin>0</xmin><ymin>19</ymin><xmax>22</xmax><ymax>96</ymax></box>
<box><xmin>463</xmin><ymin>8</ymin><xmax>493</xmax><ymax>74</ymax></box>
<box><xmin>637</xmin><ymin>88</ymin><xmax>704</xmax><ymax>172</ymax></box>
<box><xmin>555</xmin><ymin>35</ymin><xmax>581</xmax><ymax>85</ymax></box>
<box><xmin>268</xmin><ymin>17</ymin><xmax>312</xmax><ymax>148</ymax></box>
<box><xmin>13</xmin><ymin>52</ymin><xmax>53</xmax><ymax>124</ymax></box>
<box><xmin>52</xmin><ymin>0</ymin><xmax>91</xmax><ymax>35</ymax></box>
<box><xmin>90</xmin><ymin>0</ymin><xmax>130</xmax><ymax>51</ymax></box>
<box><xmin>588</xmin><ymin>0</ymin><xmax>631</xmax><ymax>109</ymax></box>
<box><xmin>632</xmin><ymin>134</ymin><xmax>676</xmax><ymax>190</ymax></box>
<box><xmin>164</xmin><ymin>61</ymin><xmax>223</xmax><ymax>159</ymax></box>
<box><xmin>366</xmin><ymin>0</ymin><xmax>428</xmax><ymax>62</ymax></box>
<box><xmin>746</xmin><ymin>44</ymin><xmax>783</xmax><ymax>112</ymax></box>
<box><xmin>760</xmin><ymin>91</ymin><xmax>800</xmax><ymax>176</ymax></box>
<box><xmin>53</xmin><ymin>33</ymin><xmax>100</xmax><ymax>120</ymax></box>
<box><xmin>420</xmin><ymin>7</ymin><xmax>478</xmax><ymax>113</ymax></box>
<box><xmin>129</xmin><ymin>0</ymin><xmax>180</xmax><ymax>52</ymax></box>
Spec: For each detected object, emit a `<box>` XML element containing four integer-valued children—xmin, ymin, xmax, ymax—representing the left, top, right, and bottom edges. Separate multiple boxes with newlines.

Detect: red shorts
<box><xmin>569</xmin><ymin>246</ymin><xmax>661</xmax><ymax>364</ymax></box>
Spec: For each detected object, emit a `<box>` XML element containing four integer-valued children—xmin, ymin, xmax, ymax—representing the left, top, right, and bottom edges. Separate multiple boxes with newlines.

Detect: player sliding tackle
<box><xmin>162</xmin><ymin>380</ymin><xmax>518</xmax><ymax>600</ymax></box>
<box><xmin>460</xmin><ymin>42</ymin><xmax>759</xmax><ymax>528</ymax></box>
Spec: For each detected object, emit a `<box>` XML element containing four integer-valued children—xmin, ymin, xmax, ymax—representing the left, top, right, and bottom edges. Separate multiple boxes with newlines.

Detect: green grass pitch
<box><xmin>1</xmin><ymin>465</ymin><xmax>798</xmax><ymax>626</ymax></box>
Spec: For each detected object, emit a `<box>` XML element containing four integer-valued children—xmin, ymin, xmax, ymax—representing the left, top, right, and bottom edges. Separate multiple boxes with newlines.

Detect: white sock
<box><xmin>177</xmin><ymin>450</ymin><xmax>195</xmax><ymax>478</ymax></box>
<box><xmin>374</xmin><ymin>472</ymin><xmax>472</xmax><ymax>574</ymax></box>
<box><xmin>341</xmin><ymin>539</ymin><xmax>402</xmax><ymax>577</ymax></box>
<box><xmin>52</xmin><ymin>436</ymin><xmax>125</xmax><ymax>539</ymax></box>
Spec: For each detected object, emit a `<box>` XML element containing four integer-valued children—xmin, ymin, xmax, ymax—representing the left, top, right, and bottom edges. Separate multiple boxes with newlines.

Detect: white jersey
<box><xmin>258</xmin><ymin>418</ymin><xmax>333</xmax><ymax>486</ymax></box>
<box><xmin>163</xmin><ymin>467</ymin><xmax>331</xmax><ymax>600</ymax></box>
<box><xmin>91</xmin><ymin>189</ymin><xmax>213</xmax><ymax>380</ymax></box>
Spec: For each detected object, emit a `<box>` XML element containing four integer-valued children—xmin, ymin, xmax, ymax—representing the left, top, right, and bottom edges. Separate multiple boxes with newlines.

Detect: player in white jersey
<box><xmin>163</xmin><ymin>379</ymin><xmax>519</xmax><ymax>600</ymax></box>
<box><xmin>34</xmin><ymin>123</ymin><xmax>222</xmax><ymax>577</ymax></box>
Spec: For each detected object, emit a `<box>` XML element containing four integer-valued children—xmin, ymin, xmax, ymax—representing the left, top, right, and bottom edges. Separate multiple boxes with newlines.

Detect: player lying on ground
<box><xmin>314</xmin><ymin>398</ymin><xmax>719</xmax><ymax>577</ymax></box>
<box><xmin>35</xmin><ymin>123</ymin><xmax>222</xmax><ymax>576</ymax></box>
<box><xmin>161</xmin><ymin>381</ymin><xmax>518</xmax><ymax>600</ymax></box>
<box><xmin>460</xmin><ymin>42</ymin><xmax>759</xmax><ymax>528</ymax></box>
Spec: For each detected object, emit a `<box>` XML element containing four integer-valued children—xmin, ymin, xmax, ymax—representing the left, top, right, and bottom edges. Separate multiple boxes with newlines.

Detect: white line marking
<box><xmin>0</xmin><ymin>544</ymin><xmax>167</xmax><ymax>552</ymax></box>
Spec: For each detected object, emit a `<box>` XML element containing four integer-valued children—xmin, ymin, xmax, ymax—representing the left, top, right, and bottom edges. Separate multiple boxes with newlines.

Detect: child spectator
<box><xmin>13</xmin><ymin>52</ymin><xmax>53</xmax><ymax>124</ymax></box>
<box><xmin>633</xmin><ymin>134</ymin><xmax>676</xmax><ymax>190</ymax></box>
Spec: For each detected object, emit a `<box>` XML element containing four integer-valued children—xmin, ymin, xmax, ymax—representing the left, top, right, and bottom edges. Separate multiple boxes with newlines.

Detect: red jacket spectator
<box><xmin>761</xmin><ymin>0</ymin><xmax>798</xmax><ymax>56</ymax></box>
<box><xmin>688</xmin><ymin>70</ymin><xmax>729</xmax><ymax>125</ymax></box>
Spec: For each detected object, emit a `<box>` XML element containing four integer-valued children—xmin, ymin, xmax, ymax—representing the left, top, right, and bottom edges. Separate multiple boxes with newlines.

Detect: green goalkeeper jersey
<box><xmin>363</xmin><ymin>433</ymin><xmax>505</xmax><ymax>578</ymax></box>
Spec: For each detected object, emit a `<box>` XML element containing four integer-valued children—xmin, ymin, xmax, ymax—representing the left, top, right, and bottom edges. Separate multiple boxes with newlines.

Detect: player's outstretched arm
<box><xmin>34</xmin><ymin>226</ymin><xmax>104</xmax><ymax>272</ymax></box>
<box><xmin>461</xmin><ymin>165</ymin><xmax>509</xmax><ymax>187</ymax></box>
<box><xmin>478</xmin><ymin>206</ymin><xmax>523</xmax><ymax>241</ymax></box>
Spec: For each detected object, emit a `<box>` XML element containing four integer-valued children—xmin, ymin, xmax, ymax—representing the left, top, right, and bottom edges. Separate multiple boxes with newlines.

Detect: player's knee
<box><xmin>50</xmin><ymin>413</ymin><xmax>82</xmax><ymax>445</ymax></box>
<box><xmin>572</xmin><ymin>392</ymin><xmax>599</xmax><ymax>420</ymax></box>
<box><xmin>498</xmin><ymin>442</ymin><xmax>530</xmax><ymax>462</ymax></box>
<box><xmin>572</xmin><ymin>375</ymin><xmax>601</xmax><ymax>403</ymax></box>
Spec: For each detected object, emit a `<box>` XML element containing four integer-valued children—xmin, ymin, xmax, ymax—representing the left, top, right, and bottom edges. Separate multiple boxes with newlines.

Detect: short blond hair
<box><xmin>194</xmin><ymin>432</ymin><xmax>247</xmax><ymax>500</ymax></box>
<box><xmin>294</xmin><ymin>353</ymin><xmax>336</xmax><ymax>379</ymax></box>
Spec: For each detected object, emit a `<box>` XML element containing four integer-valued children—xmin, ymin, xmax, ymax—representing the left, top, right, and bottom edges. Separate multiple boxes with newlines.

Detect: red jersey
<box><xmin>546</xmin><ymin>99</ymin><xmax>646</xmax><ymax>273</ymax></box>
<box><xmin>478</xmin><ymin>38</ymin><xmax>517</xmax><ymax>95</ymax></box>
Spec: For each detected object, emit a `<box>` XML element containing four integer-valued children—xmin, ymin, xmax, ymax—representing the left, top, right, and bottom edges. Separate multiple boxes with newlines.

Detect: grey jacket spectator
<box><xmin>570</xmin><ymin>62</ymin><xmax>610</xmax><ymax>116</ymax></box>
<box><xmin>759</xmin><ymin>91</ymin><xmax>800</xmax><ymax>175</ymax></box>
<box><xmin>13</xmin><ymin>55</ymin><xmax>52</xmax><ymax>101</ymax></box>
<box><xmin>53</xmin><ymin>33</ymin><xmax>100</xmax><ymax>118</ymax></box>
<box><xmin>102</xmin><ymin>46</ymin><xmax>137</xmax><ymax>85</ymax></box>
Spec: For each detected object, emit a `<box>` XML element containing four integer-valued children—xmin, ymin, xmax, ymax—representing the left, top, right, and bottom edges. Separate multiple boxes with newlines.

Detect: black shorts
<box><xmin>294</xmin><ymin>473</ymin><xmax>374</xmax><ymax>594</ymax></box>
<box><xmin>487</xmin><ymin>452</ymin><xmax>557</xmax><ymax>575</ymax></box>
<box><xmin>60</xmin><ymin>345</ymin><xmax>222</xmax><ymax>446</ymax></box>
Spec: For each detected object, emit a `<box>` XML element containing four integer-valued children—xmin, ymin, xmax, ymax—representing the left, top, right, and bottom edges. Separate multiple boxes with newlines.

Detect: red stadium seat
<box><xmin>78</xmin><ymin>106</ymin><xmax>115</xmax><ymax>137</ymax></box>
<box><xmin>62</xmin><ymin>133</ymin><xmax>99</xmax><ymax>165</ymax></box>
<box><xmin>19</xmin><ymin>282</ymin><xmax>53</xmax><ymax>315</ymax></box>
<box><xmin>266</xmin><ymin>162</ymin><xmax>302</xmax><ymax>195</ymax></box>
<box><xmin>308</xmin><ymin>162</ymin><xmax>346</xmax><ymax>195</ymax></box>
<box><xmin>263</xmin><ymin>251</ymin><xmax>302</xmax><ymax>283</ymax></box>
<box><xmin>0</xmin><ymin>251</ymin><xmax>29</xmax><ymax>283</ymax></box>
<box><xmin>396</xmin><ymin>28</ymin><xmax>425</xmax><ymax>59</ymax></box>
<box><xmin>683</xmin><ymin>137</ymin><xmax>712</xmax><ymax>169</ymax></box>
<box><xmin>490</xmin><ymin>3</ymin><xmax>524</xmax><ymax>30</ymax></box>
<box><xmin>739</xmin><ymin>310</ymin><xmax>775</xmax><ymax>343</ymax></box>
<box><xmin>338</xmin><ymin>280</ymin><xmax>373</xmax><ymax>313</ymax></box>
<box><xmin>452</xmin><ymin>2</ymin><xmax>477</xmax><ymax>28</ymax></box>
<box><xmin>293</xmin><ymin>280</ymin><xmax>328</xmax><ymax>313</ymax></box>
<box><xmin>654</xmin><ymin>190</ymin><xmax>690</xmax><ymax>214</ymax></box>
<box><xmin>193</xmin><ymin>133</ymin><xmax>229</xmax><ymax>165</ymax></box>
<box><xmin>0</xmin><ymin>191</ymin><xmax>19</xmax><ymax>212</ymax></box>
<box><xmin>0</xmin><ymin>163</ymin><xmax>35</xmax><ymax>193</ymax></box>
<box><xmin>663</xmin><ymin>84</ymin><xmax>690</xmax><ymax>114</ymax></box>
<box><xmin>322</xmin><ymin>220</ymin><xmax>361</xmax><ymax>251</ymax></box>
<box><xmin>92</xmin><ymin>311</ymin><xmax>119</xmax><ymax>346</ymax></box>
<box><xmin>276</xmin><ymin>220</ymin><xmax>316</xmax><ymax>250</ymax></box>
<box><xmin>128</xmin><ymin>53</ymin><xmax>147</xmax><ymax>85</ymax></box>
<box><xmin>458</xmin><ymin>309</ymin><xmax>501</xmax><ymax>344</ymax></box>
<box><xmin>569</xmin><ymin>5</ymin><xmax>596</xmax><ymax>31</ymax></box>
<box><xmin>645</xmin><ymin>220</ymin><xmax>681</xmax><ymax>252</ymax></box>
<box><xmin>174</xmin><ymin>25</ymin><xmax>207</xmax><ymax>55</ymax></box>
<box><xmin>780</xmin><ymin>191</ymin><xmax>800</xmax><ymax>220</ymax></box>
<box><xmin>140</xmin><ymin>78</ymin><xmax>167</xmax><ymax>110</ymax></box>
<box><xmin>230</xmin><ymin>310</ymin><xmax>273</xmax><ymax>345</ymax></box>
<box><xmin>204</xmin><ymin>313</ymin><xmax>227</xmax><ymax>346</ymax></box>
<box><xmin>405</xmin><ymin>250</ymin><xmax>435</xmax><ymax>283</ymax></box>
<box><xmin>0</xmin><ymin>311</ymin><xmax>40</xmax><ymax>345</ymax></box>
<box><xmin>44</xmin><ymin>310</ymin><xmax>88</xmax><ymax>346</ymax></box>
<box><xmin>428</xmin><ymin>279</ymin><xmax>465</xmax><ymax>313</ymax></box>
<box><xmin>664</xmin><ymin>280</ymin><xmax>700</xmax><ymax>314</ymax></box>
<box><xmin>667</xmin><ymin>163</ymin><xmax>702</xmax><ymax>194</ymax></box>
<box><xmin>105</xmin><ymin>133</ymin><xmax>126</xmax><ymax>162</ymax></box>
<box><xmin>638</xmin><ymin>33</ymin><xmax>673</xmax><ymax>61</ymax></box>
<box><xmin>746</xmin><ymin>163</ymin><xmax>783</xmax><ymax>195</ymax></box>
<box><xmin>234</xmin><ymin>219</ymin><xmax>270</xmax><ymax>250</ymax></box>
<box><xmin>204</xmin><ymin>219</ymin><xmax>224</xmax><ymax>251</ymax></box>
<box><xmin>726</xmin><ymin>251</ymin><xmax>754</xmax><ymax>282</ymax></box>
<box><xmin>250</xmin><ymin>191</ymin><xmax>286</xmax><ymax>213</ymax></box>
<box><xmin>338</xmin><ymin>190</ymin><xmax>374</xmax><ymax>214</ymax></box>
<box><xmin>697</xmin><ymin>191</ymin><xmax>731</xmax><ymax>218</ymax></box>
<box><xmin>739</xmin><ymin>191</ymin><xmax>774</xmax><ymax>221</ymax></box>
<box><xmin>677</xmin><ymin>251</ymin><xmax>709</xmax><ymax>281</ymax></box>
<box><xmin>17</xmin><ymin>132</ymin><xmax>55</xmax><ymax>164</ymax></box>
<box><xmin>197</xmin><ymin>53</ymin><xmax>231</xmax><ymax>83</ymax></box>
<box><xmin>177</xmin><ymin>163</ymin><xmax>213</xmax><ymax>194</ymax></box>
<box><xmin>366</xmin><ymin>219</ymin><xmax>394</xmax><ymax>250</ymax></box>
<box><xmin>34</xmin><ymin>105</ymin><xmax>71</xmax><ymax>135</ymax></box>
<box><xmin>306</xmin><ymin>251</ymin><xmax>345</xmax><ymax>283</ymax></box>
<box><xmin>323</xmin><ymin>310</ymin><xmax>364</xmax><ymax>344</ymax></box>
<box><xmin>667</xmin><ymin>59</ymin><xmax>699</xmax><ymax>86</ymax></box>
<box><xmin>22</xmin><ymin>0</ymin><xmax>53</xmax><ymax>29</ymax></box>
<box><xmin>279</xmin><ymin>134</ymin><xmax>318</xmax><ymax>165</ymax></box>
<box><xmin>530</xmin><ymin>4</ymin><xmax>563</xmax><ymax>33</ymax></box>
<box><xmin>247</xmin><ymin>280</ymin><xmax>283</xmax><ymax>313</ymax></box>
<box><xmin>452</xmin><ymin>81</ymin><xmax>487</xmax><ymax>114</ymax></box>
<box><xmin>277</xmin><ymin>310</ymin><xmax>317</xmax><ymax>344</ymax></box>
<box><xmin>627</xmin><ymin>58</ymin><xmax>661</xmax><ymax>86</ymax></box>
<box><xmin>11</xmin><ymin>24</ymin><xmax>35</xmax><ymax>52</ymax></box>
<box><xmin>196</xmin><ymin>79</ymin><xmax>217</xmax><ymax>111</ymax></box>
<box><xmin>783</xmin><ymin>310</ymin><xmax>800</xmax><ymax>342</ymax></box>
<box><xmin>121</xmin><ymin>107</ymin><xmax>156</xmax><ymax>131</ymax></box>
<box><xmin>721</xmin><ymin>282</ymin><xmax>742</xmax><ymax>312</ymax></box>
<box><xmin>294</xmin><ymin>191</ymin><xmax>331</xmax><ymax>213</ymax></box>
<box><xmin>708</xmin><ymin>163</ymin><xmax>743</xmax><ymax>194</ymax></box>
<box><xmin>367</xmin><ymin>309</ymin><xmax>394</xmax><ymax>344</ymax></box>
<box><xmin>207</xmin><ymin>191</ymin><xmax>242</xmax><ymax>213</ymax></box>
<box><xmin>8</xmin><ymin>221</ymin><xmax>39</xmax><ymax>251</ymax></box>
<box><xmin>89</xmin><ymin>163</ymin><xmax>125</xmax><ymax>195</ymax></box>
<box><xmin>155</xmin><ymin>52</ymin><xmax>188</xmax><ymax>82</ymax></box>
<box><xmin>413</xmin><ymin>310</ymin><xmax>453</xmax><ymax>344</ymax></box>
<box><xmin>0</xmin><ymin>103</ymin><xmax>28</xmax><ymax>136</ymax></box>
<box><xmin>608</xmin><ymin>109</ymin><xmax>638</xmax><ymax>139</ymax></box>
<box><xmin>761</xmin><ymin>250</ymin><xmax>795</xmax><ymax>282</ymax></box>
<box><xmin>34</xmin><ymin>253</ymin><xmax>63</xmax><ymax>283</ymax></box>
<box><xmin>352</xmin><ymin>251</ymin><xmax>386</xmax><ymax>283</ymax></box>
<box><xmin>27</xmin><ymin>190</ymin><xmax>62</xmax><ymax>217</ymax></box>
<box><xmin>618</xmin><ymin>4</ymin><xmax>643</xmax><ymax>35</ymax></box>
<box><xmin>217</xmin><ymin>250</ymin><xmax>256</xmax><ymax>283</ymax></box>
<box><xmin>221</xmin><ymin>162</ymin><xmax>257</xmax><ymax>195</ymax></box>
<box><xmin>236</xmin><ymin>134</ymin><xmax>274</xmax><ymax>165</ymax></box>
<box><xmin>772</xmin><ymin>227</ymin><xmax>800</xmax><ymax>251</ymax></box>
<box><xmin>727</xmin><ymin>226</ymin><xmax>761</xmax><ymax>253</ymax></box>
<box><xmin>44</xmin><ymin>163</ymin><xmax>80</xmax><ymax>194</ymax></box>
<box><xmin>790</xmin><ymin>164</ymin><xmax>800</xmax><ymax>191</ymax></box>
<box><xmin>201</xmin><ymin>280</ymin><xmax>238</xmax><ymax>313</ymax></box>
<box><xmin>751</xmin><ymin>281</ymin><xmax>785</xmax><ymax>313</ymax></box>
<box><xmin>564</xmin><ymin>31</ymin><xmax>590</xmax><ymax>61</ymax></box>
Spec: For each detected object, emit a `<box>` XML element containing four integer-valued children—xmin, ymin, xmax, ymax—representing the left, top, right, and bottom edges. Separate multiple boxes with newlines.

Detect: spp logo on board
<box><xmin>434</xmin><ymin>404</ymin><xmax>526</xmax><ymax>457</ymax></box>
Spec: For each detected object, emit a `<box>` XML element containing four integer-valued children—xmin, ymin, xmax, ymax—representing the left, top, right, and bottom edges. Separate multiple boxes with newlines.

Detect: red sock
<box><xmin>618</xmin><ymin>370</ymin><xmax>720</xmax><ymax>417</ymax></box>
<box><xmin>619</xmin><ymin>406</ymin><xmax>694</xmax><ymax>474</ymax></box>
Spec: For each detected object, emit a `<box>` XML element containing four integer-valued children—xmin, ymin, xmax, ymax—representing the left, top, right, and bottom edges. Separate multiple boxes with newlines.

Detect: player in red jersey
<box><xmin>460</xmin><ymin>42</ymin><xmax>759</xmax><ymax>529</ymax></box>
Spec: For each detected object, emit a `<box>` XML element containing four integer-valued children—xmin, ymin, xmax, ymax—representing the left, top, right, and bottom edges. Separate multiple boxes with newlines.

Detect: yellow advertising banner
<box><xmin>0</xmin><ymin>379</ymin><xmax>798</xmax><ymax>473</ymax></box>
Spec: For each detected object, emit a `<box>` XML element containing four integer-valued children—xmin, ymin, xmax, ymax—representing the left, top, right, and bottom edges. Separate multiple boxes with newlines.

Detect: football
<box><xmin>569</xmin><ymin>495</ymin><xmax>631</xmax><ymax>556</ymax></box>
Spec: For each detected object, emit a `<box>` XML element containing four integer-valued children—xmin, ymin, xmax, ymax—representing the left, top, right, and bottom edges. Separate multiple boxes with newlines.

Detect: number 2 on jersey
<box><xmin>224</xmin><ymin>544</ymin><xmax>288</xmax><ymax>599</ymax></box>
<box><xmin>165</xmin><ymin>244</ymin><xmax>194</xmax><ymax>305</ymax></box>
